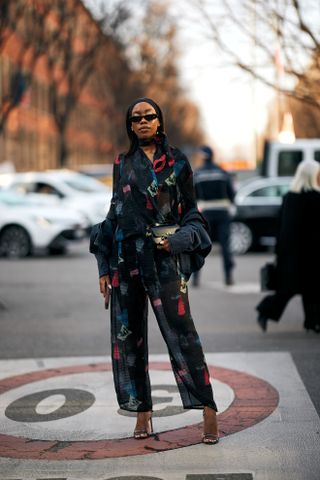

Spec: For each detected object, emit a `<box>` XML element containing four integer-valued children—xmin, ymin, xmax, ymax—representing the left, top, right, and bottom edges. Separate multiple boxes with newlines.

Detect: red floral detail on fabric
<box><xmin>153</xmin><ymin>154</ymin><xmax>167</xmax><ymax>173</ymax></box>
<box><xmin>153</xmin><ymin>298</ymin><xmax>162</xmax><ymax>307</ymax></box>
<box><xmin>113</xmin><ymin>344</ymin><xmax>120</xmax><ymax>360</ymax></box>
<box><xmin>115</xmin><ymin>155</ymin><xmax>120</xmax><ymax>165</ymax></box>
<box><xmin>178</xmin><ymin>203</ymin><xmax>182</xmax><ymax>215</ymax></box>
<box><xmin>146</xmin><ymin>197</ymin><xmax>153</xmax><ymax>209</ymax></box>
<box><xmin>178</xmin><ymin>296</ymin><xmax>185</xmax><ymax>316</ymax></box>
<box><xmin>204</xmin><ymin>369</ymin><xmax>210</xmax><ymax>385</ymax></box>
<box><xmin>112</xmin><ymin>271</ymin><xmax>119</xmax><ymax>287</ymax></box>
<box><xmin>122</xmin><ymin>184</ymin><xmax>131</xmax><ymax>193</ymax></box>
<box><xmin>168</xmin><ymin>157</ymin><xmax>174</xmax><ymax>166</ymax></box>
<box><xmin>130</xmin><ymin>268</ymin><xmax>139</xmax><ymax>277</ymax></box>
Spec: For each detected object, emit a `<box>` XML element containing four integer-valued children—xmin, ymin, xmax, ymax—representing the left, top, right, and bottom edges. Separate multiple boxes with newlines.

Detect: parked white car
<box><xmin>0</xmin><ymin>170</ymin><xmax>112</xmax><ymax>228</ymax></box>
<box><xmin>0</xmin><ymin>190</ymin><xmax>88</xmax><ymax>257</ymax></box>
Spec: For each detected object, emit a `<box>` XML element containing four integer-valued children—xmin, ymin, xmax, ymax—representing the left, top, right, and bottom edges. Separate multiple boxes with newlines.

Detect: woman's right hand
<box><xmin>99</xmin><ymin>275</ymin><xmax>112</xmax><ymax>309</ymax></box>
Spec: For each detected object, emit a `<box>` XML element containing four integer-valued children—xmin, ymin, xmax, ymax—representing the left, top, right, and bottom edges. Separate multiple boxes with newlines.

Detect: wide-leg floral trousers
<box><xmin>109</xmin><ymin>236</ymin><xmax>217</xmax><ymax>412</ymax></box>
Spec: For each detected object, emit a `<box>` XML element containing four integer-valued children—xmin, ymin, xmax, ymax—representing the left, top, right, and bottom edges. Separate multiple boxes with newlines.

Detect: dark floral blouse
<box><xmin>108</xmin><ymin>143</ymin><xmax>196</xmax><ymax>241</ymax></box>
<box><xmin>90</xmin><ymin>138</ymin><xmax>212</xmax><ymax>278</ymax></box>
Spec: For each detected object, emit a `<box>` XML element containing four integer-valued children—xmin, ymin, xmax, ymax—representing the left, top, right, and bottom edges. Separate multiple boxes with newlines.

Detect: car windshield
<box><xmin>248</xmin><ymin>183</ymin><xmax>290</xmax><ymax>197</ymax></box>
<box><xmin>0</xmin><ymin>190</ymin><xmax>34</xmax><ymax>206</ymax></box>
<box><xmin>249</xmin><ymin>186</ymin><xmax>280</xmax><ymax>197</ymax></box>
<box><xmin>61</xmin><ymin>175</ymin><xmax>107</xmax><ymax>193</ymax></box>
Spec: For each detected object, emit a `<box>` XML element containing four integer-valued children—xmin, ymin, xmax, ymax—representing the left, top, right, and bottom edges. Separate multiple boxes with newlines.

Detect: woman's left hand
<box><xmin>157</xmin><ymin>238</ymin><xmax>171</xmax><ymax>252</ymax></box>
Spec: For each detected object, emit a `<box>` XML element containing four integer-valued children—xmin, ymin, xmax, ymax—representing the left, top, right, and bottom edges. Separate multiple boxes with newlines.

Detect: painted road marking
<box><xmin>0</xmin><ymin>474</ymin><xmax>254</xmax><ymax>480</ymax></box>
<box><xmin>206</xmin><ymin>282</ymin><xmax>260</xmax><ymax>294</ymax></box>
<box><xmin>0</xmin><ymin>362</ymin><xmax>278</xmax><ymax>459</ymax></box>
<box><xmin>0</xmin><ymin>353</ymin><xmax>319</xmax><ymax>480</ymax></box>
<box><xmin>0</xmin><ymin>367</ymin><xmax>232</xmax><ymax>442</ymax></box>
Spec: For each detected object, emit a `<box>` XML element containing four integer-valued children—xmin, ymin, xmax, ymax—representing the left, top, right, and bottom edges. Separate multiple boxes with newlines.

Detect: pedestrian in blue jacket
<box><xmin>194</xmin><ymin>146</ymin><xmax>236</xmax><ymax>286</ymax></box>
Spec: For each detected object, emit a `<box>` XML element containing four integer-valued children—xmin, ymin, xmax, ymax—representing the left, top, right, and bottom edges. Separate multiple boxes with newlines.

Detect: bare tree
<box><xmin>185</xmin><ymin>0</ymin><xmax>320</xmax><ymax>110</ymax></box>
<box><xmin>0</xmin><ymin>0</ymin><xmax>52</xmax><ymax>132</ymax></box>
<box><xmin>138</xmin><ymin>1</ymin><xmax>204</xmax><ymax>146</ymax></box>
<box><xmin>0</xmin><ymin>0</ymin><xmax>119</xmax><ymax>166</ymax></box>
<box><xmin>44</xmin><ymin>0</ymin><xmax>106</xmax><ymax>166</ymax></box>
<box><xmin>0</xmin><ymin>1</ymin><xmax>25</xmax><ymax>52</ymax></box>
<box><xmin>86</xmin><ymin>0</ymin><xmax>205</xmax><ymax>148</ymax></box>
<box><xmin>87</xmin><ymin>39</ymin><xmax>141</xmax><ymax>151</ymax></box>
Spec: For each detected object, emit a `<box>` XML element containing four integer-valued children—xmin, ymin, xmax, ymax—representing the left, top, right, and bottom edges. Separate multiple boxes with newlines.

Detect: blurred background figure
<box><xmin>193</xmin><ymin>146</ymin><xmax>236</xmax><ymax>286</ymax></box>
<box><xmin>256</xmin><ymin>160</ymin><xmax>320</xmax><ymax>333</ymax></box>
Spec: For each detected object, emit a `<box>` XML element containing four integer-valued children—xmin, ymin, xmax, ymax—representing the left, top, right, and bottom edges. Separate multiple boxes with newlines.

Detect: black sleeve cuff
<box><xmin>95</xmin><ymin>253</ymin><xmax>109</xmax><ymax>277</ymax></box>
<box><xmin>168</xmin><ymin>227</ymin><xmax>194</xmax><ymax>255</ymax></box>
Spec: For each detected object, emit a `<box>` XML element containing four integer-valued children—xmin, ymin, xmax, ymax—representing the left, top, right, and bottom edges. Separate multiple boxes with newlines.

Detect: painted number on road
<box><xmin>5</xmin><ymin>385</ymin><xmax>185</xmax><ymax>423</ymax></box>
<box><xmin>5</xmin><ymin>388</ymin><xmax>95</xmax><ymax>422</ymax></box>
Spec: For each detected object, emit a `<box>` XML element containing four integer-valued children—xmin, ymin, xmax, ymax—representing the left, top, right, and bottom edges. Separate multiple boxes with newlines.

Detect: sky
<box><xmin>170</xmin><ymin>0</ymin><xmax>276</xmax><ymax>165</ymax></box>
<box><xmin>178</xmin><ymin>40</ymin><xmax>273</xmax><ymax>163</ymax></box>
<box><xmin>171</xmin><ymin>0</ymin><xmax>319</xmax><ymax>163</ymax></box>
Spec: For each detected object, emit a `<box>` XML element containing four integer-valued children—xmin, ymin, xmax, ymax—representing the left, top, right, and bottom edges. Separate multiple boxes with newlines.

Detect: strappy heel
<box><xmin>202</xmin><ymin>406</ymin><xmax>219</xmax><ymax>445</ymax></box>
<box><xmin>134</xmin><ymin>411</ymin><xmax>153</xmax><ymax>439</ymax></box>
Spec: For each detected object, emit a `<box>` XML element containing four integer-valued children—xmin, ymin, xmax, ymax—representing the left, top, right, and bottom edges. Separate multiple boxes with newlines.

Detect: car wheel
<box><xmin>230</xmin><ymin>222</ymin><xmax>253</xmax><ymax>255</ymax></box>
<box><xmin>0</xmin><ymin>225</ymin><xmax>32</xmax><ymax>258</ymax></box>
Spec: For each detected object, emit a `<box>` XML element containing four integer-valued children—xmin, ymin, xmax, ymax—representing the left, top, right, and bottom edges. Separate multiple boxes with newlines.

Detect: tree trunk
<box><xmin>58</xmin><ymin>132</ymin><xmax>68</xmax><ymax>168</ymax></box>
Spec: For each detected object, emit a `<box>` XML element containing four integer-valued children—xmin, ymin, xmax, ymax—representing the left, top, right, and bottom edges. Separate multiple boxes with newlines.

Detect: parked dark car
<box><xmin>230</xmin><ymin>176</ymin><xmax>292</xmax><ymax>254</ymax></box>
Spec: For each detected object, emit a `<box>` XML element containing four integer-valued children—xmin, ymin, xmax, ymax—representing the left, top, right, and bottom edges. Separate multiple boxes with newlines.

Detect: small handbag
<box><xmin>150</xmin><ymin>223</ymin><xmax>179</xmax><ymax>245</ymax></box>
<box><xmin>260</xmin><ymin>262</ymin><xmax>277</xmax><ymax>291</ymax></box>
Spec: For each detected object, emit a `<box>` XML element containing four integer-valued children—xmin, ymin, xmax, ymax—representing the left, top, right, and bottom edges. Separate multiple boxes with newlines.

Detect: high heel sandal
<box><xmin>134</xmin><ymin>411</ymin><xmax>153</xmax><ymax>439</ymax></box>
<box><xmin>202</xmin><ymin>406</ymin><xmax>219</xmax><ymax>445</ymax></box>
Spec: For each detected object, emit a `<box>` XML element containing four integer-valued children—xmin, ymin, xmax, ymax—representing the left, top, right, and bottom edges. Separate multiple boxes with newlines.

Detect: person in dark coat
<box><xmin>193</xmin><ymin>146</ymin><xmax>236</xmax><ymax>286</ymax></box>
<box><xmin>90</xmin><ymin>98</ymin><xmax>219</xmax><ymax>444</ymax></box>
<box><xmin>256</xmin><ymin>159</ymin><xmax>320</xmax><ymax>333</ymax></box>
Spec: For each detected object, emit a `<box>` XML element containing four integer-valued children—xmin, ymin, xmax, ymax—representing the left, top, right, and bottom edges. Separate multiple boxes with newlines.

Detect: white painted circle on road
<box><xmin>0</xmin><ymin>370</ymin><xmax>233</xmax><ymax>441</ymax></box>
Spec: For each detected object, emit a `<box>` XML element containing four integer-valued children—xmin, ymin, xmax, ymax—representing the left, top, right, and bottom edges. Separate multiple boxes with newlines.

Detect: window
<box><xmin>278</xmin><ymin>150</ymin><xmax>303</xmax><ymax>176</ymax></box>
<box><xmin>314</xmin><ymin>151</ymin><xmax>320</xmax><ymax>163</ymax></box>
<box><xmin>249</xmin><ymin>186</ymin><xmax>279</xmax><ymax>197</ymax></box>
<box><xmin>11</xmin><ymin>181</ymin><xmax>36</xmax><ymax>194</ymax></box>
<box><xmin>278</xmin><ymin>184</ymin><xmax>290</xmax><ymax>196</ymax></box>
<box><xmin>34</xmin><ymin>182</ymin><xmax>61</xmax><ymax>196</ymax></box>
<box><xmin>63</xmin><ymin>175</ymin><xmax>106</xmax><ymax>193</ymax></box>
<box><xmin>11</xmin><ymin>181</ymin><xmax>62</xmax><ymax>197</ymax></box>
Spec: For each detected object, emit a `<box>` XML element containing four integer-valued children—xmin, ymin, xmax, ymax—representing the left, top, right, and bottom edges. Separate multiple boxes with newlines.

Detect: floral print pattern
<box><xmin>106</xmin><ymin>140</ymin><xmax>217</xmax><ymax>412</ymax></box>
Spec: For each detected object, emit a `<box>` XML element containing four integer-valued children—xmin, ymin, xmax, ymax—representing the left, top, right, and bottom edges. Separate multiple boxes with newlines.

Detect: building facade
<box><xmin>0</xmin><ymin>0</ymin><xmax>117</xmax><ymax>172</ymax></box>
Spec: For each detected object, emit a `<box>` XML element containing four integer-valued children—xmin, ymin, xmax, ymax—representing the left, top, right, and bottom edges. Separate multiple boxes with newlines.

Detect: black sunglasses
<box><xmin>130</xmin><ymin>113</ymin><xmax>158</xmax><ymax>123</ymax></box>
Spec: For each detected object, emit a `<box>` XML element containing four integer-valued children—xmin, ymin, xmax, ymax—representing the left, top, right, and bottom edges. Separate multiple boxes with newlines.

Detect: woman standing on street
<box><xmin>90</xmin><ymin>97</ymin><xmax>219</xmax><ymax>444</ymax></box>
<box><xmin>256</xmin><ymin>159</ymin><xmax>320</xmax><ymax>333</ymax></box>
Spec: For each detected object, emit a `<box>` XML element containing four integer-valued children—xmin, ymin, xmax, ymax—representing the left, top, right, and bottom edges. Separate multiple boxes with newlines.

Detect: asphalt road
<box><xmin>0</xmin><ymin>240</ymin><xmax>319</xmax><ymax>414</ymax></box>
